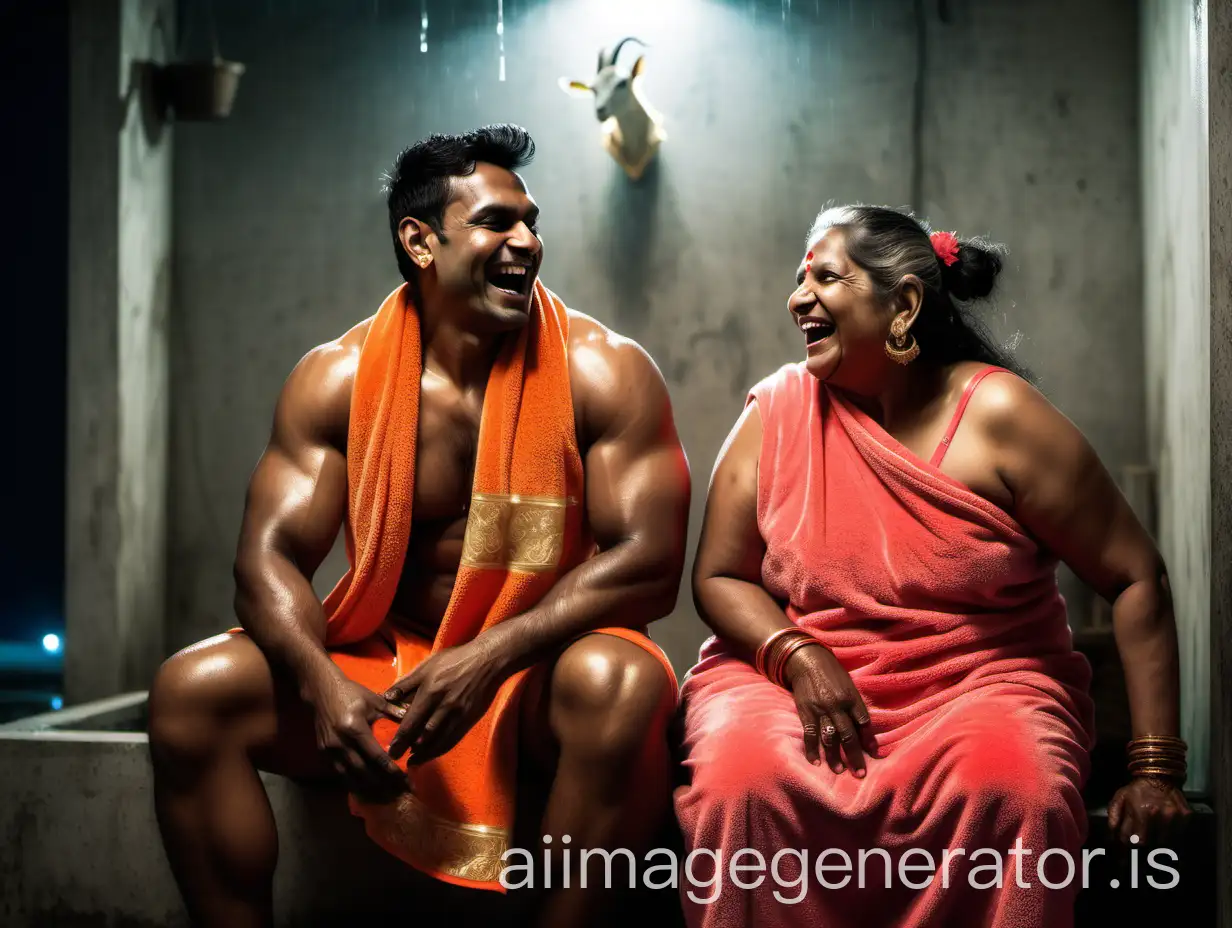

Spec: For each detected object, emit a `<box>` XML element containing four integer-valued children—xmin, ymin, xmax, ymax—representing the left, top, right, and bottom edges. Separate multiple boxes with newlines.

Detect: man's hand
<box><xmin>302</xmin><ymin>665</ymin><xmax>408</xmax><ymax>801</ymax></box>
<box><xmin>383</xmin><ymin>639</ymin><xmax>512</xmax><ymax>765</ymax></box>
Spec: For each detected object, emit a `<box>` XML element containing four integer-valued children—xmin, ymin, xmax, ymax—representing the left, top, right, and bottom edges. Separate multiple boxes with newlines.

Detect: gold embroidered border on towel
<box><xmin>460</xmin><ymin>492</ymin><xmax>572</xmax><ymax>572</ymax></box>
<box><xmin>365</xmin><ymin>791</ymin><xmax>510</xmax><ymax>884</ymax></box>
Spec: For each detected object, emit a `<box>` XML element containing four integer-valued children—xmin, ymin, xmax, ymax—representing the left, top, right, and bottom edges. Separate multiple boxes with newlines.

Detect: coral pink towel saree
<box><xmin>674</xmin><ymin>363</ymin><xmax>1094</xmax><ymax>928</ymax></box>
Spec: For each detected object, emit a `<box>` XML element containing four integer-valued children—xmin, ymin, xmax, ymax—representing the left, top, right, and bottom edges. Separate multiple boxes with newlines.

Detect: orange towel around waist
<box><xmin>320</xmin><ymin>281</ymin><xmax>675</xmax><ymax>891</ymax></box>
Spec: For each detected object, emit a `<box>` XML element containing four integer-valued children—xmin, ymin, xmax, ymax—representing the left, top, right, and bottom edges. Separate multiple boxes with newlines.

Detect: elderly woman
<box><xmin>674</xmin><ymin>205</ymin><xmax>1190</xmax><ymax>927</ymax></box>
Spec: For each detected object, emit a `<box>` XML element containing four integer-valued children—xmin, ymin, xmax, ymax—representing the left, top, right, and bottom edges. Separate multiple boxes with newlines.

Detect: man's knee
<box><xmin>148</xmin><ymin>634</ymin><xmax>271</xmax><ymax>763</ymax></box>
<box><xmin>548</xmin><ymin>635</ymin><xmax>674</xmax><ymax>763</ymax></box>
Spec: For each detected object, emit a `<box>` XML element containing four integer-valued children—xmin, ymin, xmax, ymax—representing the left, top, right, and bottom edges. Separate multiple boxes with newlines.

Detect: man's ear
<box><xmin>399</xmin><ymin>217</ymin><xmax>435</xmax><ymax>268</ymax></box>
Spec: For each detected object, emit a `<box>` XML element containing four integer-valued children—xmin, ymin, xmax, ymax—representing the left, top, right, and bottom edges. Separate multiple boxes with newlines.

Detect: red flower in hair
<box><xmin>930</xmin><ymin>230</ymin><xmax>960</xmax><ymax>266</ymax></box>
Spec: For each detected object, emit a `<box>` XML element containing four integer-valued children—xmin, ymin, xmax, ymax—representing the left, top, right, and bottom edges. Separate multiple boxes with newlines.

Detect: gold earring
<box><xmin>418</xmin><ymin>254</ymin><xmax>432</xmax><ymax>268</ymax></box>
<box><xmin>885</xmin><ymin>322</ymin><xmax>920</xmax><ymax>365</ymax></box>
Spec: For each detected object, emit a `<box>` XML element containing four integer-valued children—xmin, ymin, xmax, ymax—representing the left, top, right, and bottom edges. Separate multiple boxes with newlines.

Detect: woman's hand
<box><xmin>1107</xmin><ymin>777</ymin><xmax>1191</xmax><ymax>845</ymax></box>
<box><xmin>783</xmin><ymin>643</ymin><xmax>878</xmax><ymax>776</ymax></box>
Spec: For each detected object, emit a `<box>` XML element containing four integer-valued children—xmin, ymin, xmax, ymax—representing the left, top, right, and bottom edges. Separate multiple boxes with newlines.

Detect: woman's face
<box><xmin>788</xmin><ymin>226</ymin><xmax>900</xmax><ymax>391</ymax></box>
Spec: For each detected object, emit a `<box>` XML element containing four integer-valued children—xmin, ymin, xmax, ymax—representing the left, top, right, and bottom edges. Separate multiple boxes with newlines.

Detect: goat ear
<box><xmin>630</xmin><ymin>56</ymin><xmax>646</xmax><ymax>79</ymax></box>
<box><xmin>558</xmin><ymin>77</ymin><xmax>593</xmax><ymax>96</ymax></box>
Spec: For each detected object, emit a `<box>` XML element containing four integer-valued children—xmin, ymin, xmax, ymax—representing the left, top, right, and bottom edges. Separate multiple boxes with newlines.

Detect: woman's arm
<box><xmin>975</xmin><ymin>375</ymin><xmax>1179</xmax><ymax>737</ymax></box>
<box><xmin>970</xmin><ymin>374</ymin><xmax>1189</xmax><ymax>841</ymax></box>
<box><xmin>692</xmin><ymin>401</ymin><xmax>785</xmax><ymax>652</ymax></box>
<box><xmin>694</xmin><ymin>401</ymin><xmax>876</xmax><ymax>774</ymax></box>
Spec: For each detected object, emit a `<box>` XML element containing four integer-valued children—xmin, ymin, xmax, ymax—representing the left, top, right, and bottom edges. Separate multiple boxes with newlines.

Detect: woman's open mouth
<box><xmin>486</xmin><ymin>262</ymin><xmax>533</xmax><ymax>299</ymax></box>
<box><xmin>801</xmin><ymin>318</ymin><xmax>836</xmax><ymax>346</ymax></box>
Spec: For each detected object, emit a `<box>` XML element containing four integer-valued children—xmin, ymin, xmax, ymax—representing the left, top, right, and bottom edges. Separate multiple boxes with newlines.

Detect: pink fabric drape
<box><xmin>674</xmin><ymin>362</ymin><xmax>1094</xmax><ymax>928</ymax></box>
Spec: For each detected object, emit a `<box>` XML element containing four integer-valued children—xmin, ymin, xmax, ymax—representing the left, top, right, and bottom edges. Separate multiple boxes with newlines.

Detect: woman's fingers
<box><xmin>819</xmin><ymin>714</ymin><xmax>845</xmax><ymax>774</ymax></box>
<box><xmin>832</xmin><ymin>710</ymin><xmax>867</xmax><ymax>777</ymax></box>
<box><xmin>797</xmin><ymin>705</ymin><xmax>822</xmax><ymax>765</ymax></box>
<box><xmin>850</xmin><ymin>694</ymin><xmax>879</xmax><ymax>758</ymax></box>
<box><xmin>1108</xmin><ymin>789</ymin><xmax>1124</xmax><ymax>830</ymax></box>
<box><xmin>1117</xmin><ymin>803</ymin><xmax>1139</xmax><ymax>846</ymax></box>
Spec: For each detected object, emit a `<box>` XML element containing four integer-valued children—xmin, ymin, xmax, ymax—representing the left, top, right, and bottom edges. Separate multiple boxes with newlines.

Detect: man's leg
<box><xmin>526</xmin><ymin>634</ymin><xmax>676</xmax><ymax>928</ymax></box>
<box><xmin>148</xmin><ymin>633</ymin><xmax>330</xmax><ymax>928</ymax></box>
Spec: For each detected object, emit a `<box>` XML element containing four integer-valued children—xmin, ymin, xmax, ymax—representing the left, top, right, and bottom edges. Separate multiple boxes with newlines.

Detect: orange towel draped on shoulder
<box><xmin>321</xmin><ymin>280</ymin><xmax>675</xmax><ymax>892</ymax></box>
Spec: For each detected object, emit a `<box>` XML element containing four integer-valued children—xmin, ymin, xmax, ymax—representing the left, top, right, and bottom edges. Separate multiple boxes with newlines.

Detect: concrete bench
<box><xmin>0</xmin><ymin>693</ymin><xmax>679</xmax><ymax>927</ymax></box>
<box><xmin>0</xmin><ymin>694</ymin><xmax>1214</xmax><ymax>926</ymax></box>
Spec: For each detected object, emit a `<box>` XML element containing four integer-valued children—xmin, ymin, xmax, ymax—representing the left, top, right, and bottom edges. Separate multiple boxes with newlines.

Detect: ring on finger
<box><xmin>820</xmin><ymin>725</ymin><xmax>837</xmax><ymax>745</ymax></box>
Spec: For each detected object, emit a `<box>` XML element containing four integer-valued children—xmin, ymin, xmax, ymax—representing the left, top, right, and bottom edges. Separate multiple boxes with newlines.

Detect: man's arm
<box><xmin>232</xmin><ymin>341</ymin><xmax>352</xmax><ymax>693</ymax></box>
<box><xmin>483</xmin><ymin>320</ymin><xmax>691</xmax><ymax>670</ymax></box>
<box><xmin>233</xmin><ymin>335</ymin><xmax>407</xmax><ymax>792</ymax></box>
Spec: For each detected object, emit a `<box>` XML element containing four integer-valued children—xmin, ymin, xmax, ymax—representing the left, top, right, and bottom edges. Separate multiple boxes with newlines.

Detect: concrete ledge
<box><xmin>0</xmin><ymin>691</ymin><xmax>147</xmax><ymax>733</ymax></box>
<box><xmin>0</xmin><ymin>700</ymin><xmax>528</xmax><ymax>927</ymax></box>
<box><xmin>0</xmin><ymin>695</ymin><xmax>1214</xmax><ymax>926</ymax></box>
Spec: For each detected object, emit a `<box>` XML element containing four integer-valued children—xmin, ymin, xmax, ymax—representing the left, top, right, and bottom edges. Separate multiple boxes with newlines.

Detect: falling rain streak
<box><xmin>497</xmin><ymin>0</ymin><xmax>506</xmax><ymax>81</ymax></box>
<box><xmin>420</xmin><ymin>0</ymin><xmax>428</xmax><ymax>52</ymax></box>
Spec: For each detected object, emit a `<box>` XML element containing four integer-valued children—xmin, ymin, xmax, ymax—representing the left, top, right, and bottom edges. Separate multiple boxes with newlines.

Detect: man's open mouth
<box><xmin>487</xmin><ymin>263</ymin><xmax>533</xmax><ymax>298</ymax></box>
<box><xmin>801</xmin><ymin>318</ymin><xmax>836</xmax><ymax>345</ymax></box>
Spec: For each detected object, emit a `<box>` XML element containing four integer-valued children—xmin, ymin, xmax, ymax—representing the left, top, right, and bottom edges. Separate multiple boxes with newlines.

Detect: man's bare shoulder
<box><xmin>566</xmin><ymin>308</ymin><xmax>674</xmax><ymax>443</ymax></box>
<box><xmin>567</xmin><ymin>308</ymin><xmax>663</xmax><ymax>388</ymax></box>
<box><xmin>278</xmin><ymin>317</ymin><xmax>373</xmax><ymax>448</ymax></box>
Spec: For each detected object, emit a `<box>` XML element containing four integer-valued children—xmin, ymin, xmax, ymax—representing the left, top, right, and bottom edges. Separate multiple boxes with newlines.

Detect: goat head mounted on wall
<box><xmin>559</xmin><ymin>38</ymin><xmax>665</xmax><ymax>181</ymax></box>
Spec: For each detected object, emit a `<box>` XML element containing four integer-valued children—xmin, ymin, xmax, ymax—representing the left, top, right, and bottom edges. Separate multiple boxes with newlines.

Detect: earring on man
<box><xmin>885</xmin><ymin>319</ymin><xmax>920</xmax><ymax>365</ymax></box>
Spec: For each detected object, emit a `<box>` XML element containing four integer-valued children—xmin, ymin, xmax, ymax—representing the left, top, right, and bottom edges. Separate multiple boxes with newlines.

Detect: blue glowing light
<box><xmin>51</xmin><ymin>696</ymin><xmax>63</xmax><ymax>711</ymax></box>
<box><xmin>42</xmin><ymin>633</ymin><xmax>61</xmax><ymax>654</ymax></box>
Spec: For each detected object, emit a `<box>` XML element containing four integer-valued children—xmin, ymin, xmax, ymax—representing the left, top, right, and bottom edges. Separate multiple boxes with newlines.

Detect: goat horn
<box><xmin>603</xmin><ymin>37</ymin><xmax>646</xmax><ymax>70</ymax></box>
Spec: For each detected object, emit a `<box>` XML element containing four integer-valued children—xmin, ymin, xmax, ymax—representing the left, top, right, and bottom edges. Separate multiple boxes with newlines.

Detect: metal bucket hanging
<box><xmin>156</xmin><ymin>0</ymin><xmax>244</xmax><ymax>122</ymax></box>
<box><xmin>157</xmin><ymin>57</ymin><xmax>245</xmax><ymax>120</ymax></box>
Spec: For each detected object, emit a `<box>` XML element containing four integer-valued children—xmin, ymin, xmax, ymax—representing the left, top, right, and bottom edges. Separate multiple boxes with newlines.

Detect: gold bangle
<box><xmin>1128</xmin><ymin>753</ymin><xmax>1187</xmax><ymax>765</ymax></box>
<box><xmin>1127</xmin><ymin>744</ymin><xmax>1186</xmax><ymax>753</ymax></box>
<box><xmin>1129</xmin><ymin>767</ymin><xmax>1187</xmax><ymax>781</ymax></box>
<box><xmin>1126</xmin><ymin>732</ymin><xmax>1188</xmax><ymax>788</ymax></box>
<box><xmin>1127</xmin><ymin>735</ymin><xmax>1187</xmax><ymax>748</ymax></box>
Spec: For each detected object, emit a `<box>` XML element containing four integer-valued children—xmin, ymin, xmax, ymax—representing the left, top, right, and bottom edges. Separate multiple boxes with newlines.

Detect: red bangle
<box><xmin>770</xmin><ymin>633</ymin><xmax>819</xmax><ymax>687</ymax></box>
<box><xmin>755</xmin><ymin>628</ymin><xmax>800</xmax><ymax>677</ymax></box>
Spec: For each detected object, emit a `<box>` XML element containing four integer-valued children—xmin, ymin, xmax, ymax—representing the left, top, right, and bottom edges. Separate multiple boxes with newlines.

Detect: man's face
<box><xmin>419</xmin><ymin>162</ymin><xmax>543</xmax><ymax>333</ymax></box>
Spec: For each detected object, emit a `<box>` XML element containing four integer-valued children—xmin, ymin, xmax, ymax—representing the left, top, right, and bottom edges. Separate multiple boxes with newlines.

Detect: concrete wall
<box><xmin>65</xmin><ymin>0</ymin><xmax>173</xmax><ymax>701</ymax></box>
<box><xmin>170</xmin><ymin>0</ymin><xmax>1144</xmax><ymax>674</ymax></box>
<box><xmin>1141</xmin><ymin>0</ymin><xmax>1210</xmax><ymax>794</ymax></box>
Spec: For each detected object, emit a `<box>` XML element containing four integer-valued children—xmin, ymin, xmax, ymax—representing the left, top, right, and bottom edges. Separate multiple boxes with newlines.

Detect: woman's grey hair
<box><xmin>810</xmin><ymin>204</ymin><xmax>1031</xmax><ymax>381</ymax></box>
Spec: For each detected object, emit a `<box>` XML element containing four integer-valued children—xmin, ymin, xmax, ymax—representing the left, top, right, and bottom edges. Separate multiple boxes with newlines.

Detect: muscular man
<box><xmin>148</xmin><ymin>125</ymin><xmax>690</xmax><ymax>927</ymax></box>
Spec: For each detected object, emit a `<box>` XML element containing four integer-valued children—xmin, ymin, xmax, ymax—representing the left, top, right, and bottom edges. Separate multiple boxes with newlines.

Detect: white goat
<box><xmin>560</xmin><ymin>38</ymin><xmax>665</xmax><ymax>181</ymax></box>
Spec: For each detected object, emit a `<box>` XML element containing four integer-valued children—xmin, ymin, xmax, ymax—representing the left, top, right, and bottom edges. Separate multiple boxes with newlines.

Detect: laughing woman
<box><xmin>673</xmin><ymin>205</ymin><xmax>1189</xmax><ymax>928</ymax></box>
